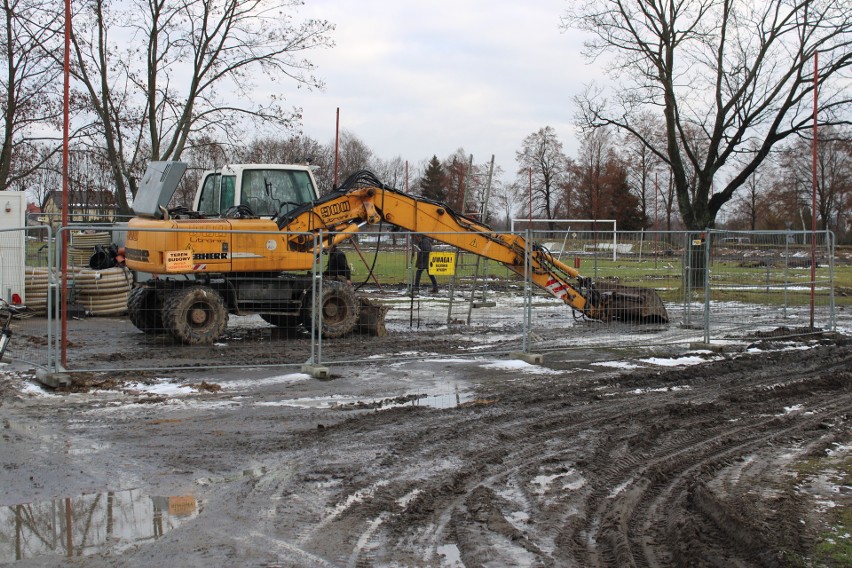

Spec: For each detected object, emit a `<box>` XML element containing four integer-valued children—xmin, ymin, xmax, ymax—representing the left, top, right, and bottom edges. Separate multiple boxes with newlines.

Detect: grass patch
<box><xmin>814</xmin><ymin>506</ymin><xmax>852</xmax><ymax>567</ymax></box>
<box><xmin>794</xmin><ymin>450</ymin><xmax>852</xmax><ymax>567</ymax></box>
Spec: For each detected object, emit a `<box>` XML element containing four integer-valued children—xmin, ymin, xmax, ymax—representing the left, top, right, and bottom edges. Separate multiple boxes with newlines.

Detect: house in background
<box><xmin>40</xmin><ymin>189</ymin><xmax>118</xmax><ymax>232</ymax></box>
<box><xmin>25</xmin><ymin>202</ymin><xmax>41</xmax><ymax>225</ymax></box>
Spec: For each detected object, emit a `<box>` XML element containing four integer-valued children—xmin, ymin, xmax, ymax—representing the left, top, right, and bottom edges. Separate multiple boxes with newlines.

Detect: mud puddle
<box><xmin>0</xmin><ymin>489</ymin><xmax>200</xmax><ymax>563</ymax></box>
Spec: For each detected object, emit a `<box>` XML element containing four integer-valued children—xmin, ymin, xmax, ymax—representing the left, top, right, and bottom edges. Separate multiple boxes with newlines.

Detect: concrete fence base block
<box><xmin>301</xmin><ymin>364</ymin><xmax>330</xmax><ymax>380</ymax></box>
<box><xmin>35</xmin><ymin>368</ymin><xmax>71</xmax><ymax>389</ymax></box>
<box><xmin>510</xmin><ymin>351</ymin><xmax>544</xmax><ymax>365</ymax></box>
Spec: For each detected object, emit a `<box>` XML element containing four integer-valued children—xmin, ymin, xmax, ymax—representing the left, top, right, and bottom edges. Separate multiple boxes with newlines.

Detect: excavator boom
<box><xmin>277</xmin><ymin>172</ymin><xmax>667</xmax><ymax>323</ymax></box>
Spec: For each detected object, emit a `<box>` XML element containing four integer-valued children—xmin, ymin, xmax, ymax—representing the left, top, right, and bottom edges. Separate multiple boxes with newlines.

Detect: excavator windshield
<box><xmin>196</xmin><ymin>167</ymin><xmax>317</xmax><ymax>217</ymax></box>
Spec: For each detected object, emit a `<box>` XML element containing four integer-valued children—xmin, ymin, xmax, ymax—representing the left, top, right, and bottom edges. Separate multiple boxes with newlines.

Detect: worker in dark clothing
<box><xmin>323</xmin><ymin>245</ymin><xmax>351</xmax><ymax>283</ymax></box>
<box><xmin>412</xmin><ymin>234</ymin><xmax>439</xmax><ymax>294</ymax></box>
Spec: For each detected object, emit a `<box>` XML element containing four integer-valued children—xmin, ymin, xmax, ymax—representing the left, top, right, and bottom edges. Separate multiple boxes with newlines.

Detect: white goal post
<box><xmin>509</xmin><ymin>218</ymin><xmax>618</xmax><ymax>261</ymax></box>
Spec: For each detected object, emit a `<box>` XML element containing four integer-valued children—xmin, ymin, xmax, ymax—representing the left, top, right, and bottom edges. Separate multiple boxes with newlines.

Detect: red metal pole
<box><xmin>810</xmin><ymin>52</ymin><xmax>818</xmax><ymax>328</ymax></box>
<box><xmin>61</xmin><ymin>0</ymin><xmax>71</xmax><ymax>367</ymax></box>
<box><xmin>333</xmin><ymin>107</ymin><xmax>340</xmax><ymax>188</ymax></box>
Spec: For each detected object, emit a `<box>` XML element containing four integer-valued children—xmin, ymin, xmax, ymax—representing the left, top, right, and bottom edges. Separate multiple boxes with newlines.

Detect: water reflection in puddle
<box><xmin>0</xmin><ymin>489</ymin><xmax>200</xmax><ymax>563</ymax></box>
<box><xmin>412</xmin><ymin>389</ymin><xmax>472</xmax><ymax>409</ymax></box>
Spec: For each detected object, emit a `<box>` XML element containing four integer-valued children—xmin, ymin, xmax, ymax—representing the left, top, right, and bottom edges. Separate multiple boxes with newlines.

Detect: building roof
<box><xmin>42</xmin><ymin>190</ymin><xmax>117</xmax><ymax>211</ymax></box>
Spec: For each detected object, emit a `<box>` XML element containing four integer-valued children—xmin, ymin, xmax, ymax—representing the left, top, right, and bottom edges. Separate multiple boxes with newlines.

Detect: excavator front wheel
<box><xmin>302</xmin><ymin>280</ymin><xmax>360</xmax><ymax>338</ymax></box>
<box><xmin>162</xmin><ymin>285</ymin><xmax>229</xmax><ymax>345</ymax></box>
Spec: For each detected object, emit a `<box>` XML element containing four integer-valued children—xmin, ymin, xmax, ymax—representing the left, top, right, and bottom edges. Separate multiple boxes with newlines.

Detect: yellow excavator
<box><xmin>124</xmin><ymin>163</ymin><xmax>667</xmax><ymax>344</ymax></box>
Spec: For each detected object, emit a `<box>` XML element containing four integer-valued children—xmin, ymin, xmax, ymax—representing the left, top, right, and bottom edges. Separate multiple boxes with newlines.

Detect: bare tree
<box><xmin>371</xmin><ymin>155</ymin><xmax>408</xmax><ymax>191</ymax></box>
<box><xmin>565</xmin><ymin>0</ymin><xmax>852</xmax><ymax>230</ymax></box>
<box><xmin>622</xmin><ymin>113</ymin><xmax>667</xmax><ymax>228</ymax></box>
<box><xmin>443</xmin><ymin>149</ymin><xmax>471</xmax><ymax>214</ymax></box>
<box><xmin>515</xmin><ymin>126</ymin><xmax>570</xmax><ymax>230</ymax></box>
<box><xmin>776</xmin><ymin>127</ymin><xmax>851</xmax><ymax>238</ymax></box>
<box><xmin>238</xmin><ymin>135</ymin><xmax>326</xmax><ymax>167</ymax></box>
<box><xmin>0</xmin><ymin>0</ymin><xmax>64</xmax><ymax>192</ymax></box>
<box><xmin>68</xmin><ymin>0</ymin><xmax>334</xmax><ymax>213</ymax></box>
<box><xmin>333</xmin><ymin>130</ymin><xmax>374</xmax><ymax>190</ymax></box>
<box><xmin>728</xmin><ymin>169</ymin><xmax>765</xmax><ymax>230</ymax></box>
<box><xmin>492</xmin><ymin>180</ymin><xmax>524</xmax><ymax>230</ymax></box>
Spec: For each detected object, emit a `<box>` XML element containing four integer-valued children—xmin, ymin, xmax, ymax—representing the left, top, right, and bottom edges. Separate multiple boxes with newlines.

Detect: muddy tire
<box><xmin>162</xmin><ymin>286</ymin><xmax>228</xmax><ymax>345</ymax></box>
<box><xmin>127</xmin><ymin>286</ymin><xmax>163</xmax><ymax>334</ymax></box>
<box><xmin>302</xmin><ymin>280</ymin><xmax>360</xmax><ymax>338</ymax></box>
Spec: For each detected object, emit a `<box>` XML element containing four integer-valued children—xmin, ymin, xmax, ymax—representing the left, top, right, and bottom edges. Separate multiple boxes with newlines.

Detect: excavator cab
<box><xmin>194</xmin><ymin>164</ymin><xmax>320</xmax><ymax>218</ymax></box>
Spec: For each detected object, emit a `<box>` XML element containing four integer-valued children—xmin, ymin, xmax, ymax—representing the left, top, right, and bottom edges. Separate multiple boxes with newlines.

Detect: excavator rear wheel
<box><xmin>127</xmin><ymin>286</ymin><xmax>163</xmax><ymax>334</ymax></box>
<box><xmin>302</xmin><ymin>280</ymin><xmax>360</xmax><ymax>338</ymax></box>
<box><xmin>162</xmin><ymin>285</ymin><xmax>228</xmax><ymax>345</ymax></box>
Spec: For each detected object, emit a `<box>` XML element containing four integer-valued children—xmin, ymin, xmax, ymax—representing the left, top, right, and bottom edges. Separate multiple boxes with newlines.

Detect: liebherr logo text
<box><xmin>320</xmin><ymin>201</ymin><xmax>350</xmax><ymax>218</ymax></box>
<box><xmin>193</xmin><ymin>252</ymin><xmax>228</xmax><ymax>260</ymax></box>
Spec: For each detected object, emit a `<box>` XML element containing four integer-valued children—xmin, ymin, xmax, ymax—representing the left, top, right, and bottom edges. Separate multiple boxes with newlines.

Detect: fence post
<box><xmin>522</xmin><ymin>229</ymin><xmax>532</xmax><ymax>353</ymax></box>
<box><xmin>703</xmin><ymin>230</ymin><xmax>712</xmax><ymax>344</ymax></box>
<box><xmin>783</xmin><ymin>230</ymin><xmax>790</xmax><ymax>319</ymax></box>
<box><xmin>827</xmin><ymin>230</ymin><xmax>836</xmax><ymax>332</ymax></box>
<box><xmin>684</xmin><ymin>233</ymin><xmax>693</xmax><ymax>327</ymax></box>
<box><xmin>301</xmin><ymin>231</ymin><xmax>330</xmax><ymax>379</ymax></box>
<box><xmin>307</xmin><ymin>231</ymin><xmax>321</xmax><ymax>365</ymax></box>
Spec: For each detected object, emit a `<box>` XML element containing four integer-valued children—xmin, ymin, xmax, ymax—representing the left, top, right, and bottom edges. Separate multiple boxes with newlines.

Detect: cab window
<box><xmin>220</xmin><ymin>175</ymin><xmax>235</xmax><ymax>212</ymax></box>
<box><xmin>197</xmin><ymin>174</ymin><xmax>220</xmax><ymax>215</ymax></box>
<box><xmin>240</xmin><ymin>169</ymin><xmax>316</xmax><ymax>217</ymax></box>
<box><xmin>196</xmin><ymin>173</ymin><xmax>236</xmax><ymax>216</ymax></box>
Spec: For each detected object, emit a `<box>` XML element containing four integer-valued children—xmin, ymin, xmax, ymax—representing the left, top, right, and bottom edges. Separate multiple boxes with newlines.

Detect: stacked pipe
<box><xmin>24</xmin><ymin>267</ymin><xmax>54</xmax><ymax>315</ymax></box>
<box><xmin>24</xmin><ymin>266</ymin><xmax>131</xmax><ymax>317</ymax></box>
<box><xmin>69</xmin><ymin>231</ymin><xmax>112</xmax><ymax>266</ymax></box>
<box><xmin>72</xmin><ymin>267</ymin><xmax>133</xmax><ymax>316</ymax></box>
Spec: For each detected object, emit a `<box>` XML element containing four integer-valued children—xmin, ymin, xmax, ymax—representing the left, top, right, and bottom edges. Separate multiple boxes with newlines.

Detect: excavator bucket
<box><xmin>594</xmin><ymin>281</ymin><xmax>669</xmax><ymax>324</ymax></box>
<box><xmin>356</xmin><ymin>296</ymin><xmax>390</xmax><ymax>336</ymax></box>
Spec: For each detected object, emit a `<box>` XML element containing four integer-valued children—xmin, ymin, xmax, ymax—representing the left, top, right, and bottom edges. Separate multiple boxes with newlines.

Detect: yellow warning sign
<box><xmin>165</xmin><ymin>250</ymin><xmax>193</xmax><ymax>272</ymax></box>
<box><xmin>428</xmin><ymin>252</ymin><xmax>456</xmax><ymax>276</ymax></box>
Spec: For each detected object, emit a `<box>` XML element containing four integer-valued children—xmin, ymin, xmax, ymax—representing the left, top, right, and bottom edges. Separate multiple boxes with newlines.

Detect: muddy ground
<box><xmin>1</xmin><ymin>331</ymin><xmax>851</xmax><ymax>567</ymax></box>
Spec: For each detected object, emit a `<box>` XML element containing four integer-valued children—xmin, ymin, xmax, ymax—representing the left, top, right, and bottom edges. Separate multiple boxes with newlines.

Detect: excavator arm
<box><xmin>278</xmin><ymin>172</ymin><xmax>667</xmax><ymax>323</ymax></box>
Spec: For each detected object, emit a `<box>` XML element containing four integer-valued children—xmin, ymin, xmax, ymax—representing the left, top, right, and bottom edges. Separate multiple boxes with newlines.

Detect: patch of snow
<box><xmin>639</xmin><ymin>356</ymin><xmax>716</xmax><ymax>367</ymax></box>
<box><xmin>123</xmin><ymin>380</ymin><xmax>195</xmax><ymax>396</ymax></box>
<box><xmin>480</xmin><ymin>360</ymin><xmax>560</xmax><ymax>375</ymax></box>
<box><xmin>608</xmin><ymin>478</ymin><xmax>633</xmax><ymax>498</ymax></box>
<box><xmin>437</xmin><ymin>543</ymin><xmax>463</xmax><ymax>567</ymax></box>
<box><xmin>216</xmin><ymin>373</ymin><xmax>311</xmax><ymax>390</ymax></box>
<box><xmin>256</xmin><ymin>394</ymin><xmax>357</xmax><ymax>409</ymax></box>
<box><xmin>591</xmin><ymin>361</ymin><xmax>642</xmax><ymax>370</ymax></box>
<box><xmin>396</xmin><ymin>489</ymin><xmax>421</xmax><ymax>508</ymax></box>
<box><xmin>631</xmin><ymin>385</ymin><xmax>692</xmax><ymax>395</ymax></box>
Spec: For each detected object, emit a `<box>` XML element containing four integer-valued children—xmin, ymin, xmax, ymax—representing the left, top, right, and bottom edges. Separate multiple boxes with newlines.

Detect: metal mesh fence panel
<box><xmin>703</xmin><ymin>229</ymin><xmax>838</xmax><ymax>340</ymax></box>
<box><xmin>522</xmin><ymin>230</ymin><xmax>705</xmax><ymax>354</ymax></box>
<box><xmin>29</xmin><ymin>225</ymin><xmax>842</xmax><ymax>374</ymax></box>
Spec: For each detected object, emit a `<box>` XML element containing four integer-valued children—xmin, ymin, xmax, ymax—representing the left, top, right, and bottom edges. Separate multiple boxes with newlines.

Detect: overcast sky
<box><xmin>285</xmin><ymin>0</ymin><xmax>602</xmax><ymax>181</ymax></box>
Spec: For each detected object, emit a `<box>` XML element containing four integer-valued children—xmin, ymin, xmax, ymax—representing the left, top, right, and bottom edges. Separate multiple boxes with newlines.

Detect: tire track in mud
<box><xmin>253</xmin><ymin>342</ymin><xmax>851</xmax><ymax>567</ymax></box>
<box><xmin>263</xmin><ymin>386</ymin><xmax>645</xmax><ymax>566</ymax></box>
<box><xmin>558</xmin><ymin>347</ymin><xmax>852</xmax><ymax>567</ymax></box>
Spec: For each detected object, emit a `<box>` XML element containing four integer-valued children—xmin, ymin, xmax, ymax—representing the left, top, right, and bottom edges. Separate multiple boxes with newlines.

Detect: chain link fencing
<box><xmin>0</xmin><ymin>224</ymin><xmax>843</xmax><ymax>375</ymax></box>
